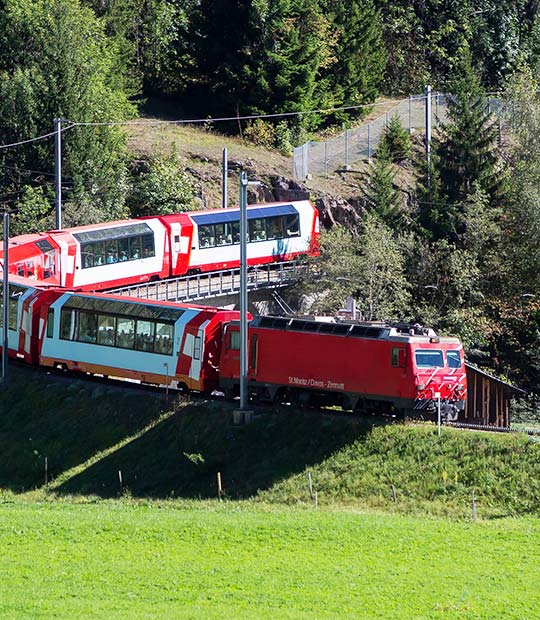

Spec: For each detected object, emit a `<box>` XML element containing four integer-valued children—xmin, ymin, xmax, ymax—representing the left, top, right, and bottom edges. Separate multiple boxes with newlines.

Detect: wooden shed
<box><xmin>463</xmin><ymin>363</ymin><xmax>526</xmax><ymax>428</ymax></box>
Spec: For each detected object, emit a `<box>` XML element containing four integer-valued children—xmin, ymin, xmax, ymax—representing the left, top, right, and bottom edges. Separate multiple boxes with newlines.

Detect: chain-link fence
<box><xmin>293</xmin><ymin>93</ymin><xmax>503</xmax><ymax>180</ymax></box>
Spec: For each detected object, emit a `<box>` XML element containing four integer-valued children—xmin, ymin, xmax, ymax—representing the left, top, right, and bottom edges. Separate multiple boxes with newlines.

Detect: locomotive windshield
<box><xmin>447</xmin><ymin>350</ymin><xmax>462</xmax><ymax>368</ymax></box>
<box><xmin>414</xmin><ymin>350</ymin><xmax>444</xmax><ymax>368</ymax></box>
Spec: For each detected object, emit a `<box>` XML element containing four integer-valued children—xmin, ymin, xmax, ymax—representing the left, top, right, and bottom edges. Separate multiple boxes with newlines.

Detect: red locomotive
<box><xmin>219</xmin><ymin>316</ymin><xmax>467</xmax><ymax>419</ymax></box>
<box><xmin>1</xmin><ymin>200</ymin><xmax>319</xmax><ymax>291</ymax></box>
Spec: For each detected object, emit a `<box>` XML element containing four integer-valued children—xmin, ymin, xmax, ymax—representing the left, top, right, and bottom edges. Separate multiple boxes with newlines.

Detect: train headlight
<box><xmin>417</xmin><ymin>384</ymin><xmax>425</xmax><ymax>391</ymax></box>
<box><xmin>455</xmin><ymin>384</ymin><xmax>465</xmax><ymax>392</ymax></box>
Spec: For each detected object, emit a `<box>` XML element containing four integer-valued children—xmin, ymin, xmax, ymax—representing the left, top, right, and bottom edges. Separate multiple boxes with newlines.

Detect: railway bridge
<box><xmin>108</xmin><ymin>260</ymin><xmax>305</xmax><ymax>314</ymax></box>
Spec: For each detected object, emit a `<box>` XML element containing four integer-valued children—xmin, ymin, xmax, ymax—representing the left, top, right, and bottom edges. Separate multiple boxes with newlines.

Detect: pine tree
<box><xmin>378</xmin><ymin>114</ymin><xmax>412</xmax><ymax>163</ymax></box>
<box><xmin>363</xmin><ymin>142</ymin><xmax>403</xmax><ymax>228</ymax></box>
<box><xmin>318</xmin><ymin>0</ymin><xmax>385</xmax><ymax>123</ymax></box>
<box><xmin>436</xmin><ymin>48</ymin><xmax>502</xmax><ymax>207</ymax></box>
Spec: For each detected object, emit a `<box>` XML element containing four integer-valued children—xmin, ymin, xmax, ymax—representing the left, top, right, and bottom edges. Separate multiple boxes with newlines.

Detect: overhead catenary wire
<box><xmin>0</xmin><ymin>122</ymin><xmax>77</xmax><ymax>150</ymax></box>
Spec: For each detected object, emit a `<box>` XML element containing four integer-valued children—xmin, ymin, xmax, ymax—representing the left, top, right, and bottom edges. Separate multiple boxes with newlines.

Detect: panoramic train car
<box><xmin>36</xmin><ymin>291</ymin><xmax>241</xmax><ymax>391</ymax></box>
<box><xmin>158</xmin><ymin>200</ymin><xmax>319</xmax><ymax>275</ymax></box>
<box><xmin>219</xmin><ymin>317</ymin><xmax>467</xmax><ymax>419</ymax></box>
<box><xmin>0</xmin><ymin>201</ymin><xmax>319</xmax><ymax>292</ymax></box>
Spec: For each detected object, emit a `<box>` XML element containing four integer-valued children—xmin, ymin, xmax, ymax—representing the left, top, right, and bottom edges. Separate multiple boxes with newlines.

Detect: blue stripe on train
<box><xmin>191</xmin><ymin>204</ymin><xmax>297</xmax><ymax>225</ymax></box>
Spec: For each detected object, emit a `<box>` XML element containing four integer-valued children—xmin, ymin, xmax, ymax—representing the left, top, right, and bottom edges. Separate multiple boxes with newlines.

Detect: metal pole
<box><xmin>222</xmin><ymin>147</ymin><xmax>228</xmax><ymax>209</ymax></box>
<box><xmin>324</xmin><ymin>141</ymin><xmax>328</xmax><ymax>177</ymax></box>
<box><xmin>425</xmin><ymin>85</ymin><xmax>432</xmax><ymax>187</ymax></box>
<box><xmin>2</xmin><ymin>212</ymin><xmax>9</xmax><ymax>381</ymax></box>
<box><xmin>367</xmin><ymin>123</ymin><xmax>372</xmax><ymax>160</ymax></box>
<box><xmin>54</xmin><ymin>117</ymin><xmax>62</xmax><ymax>230</ymax></box>
<box><xmin>408</xmin><ymin>95</ymin><xmax>412</xmax><ymax>133</ymax></box>
<box><xmin>437</xmin><ymin>393</ymin><xmax>441</xmax><ymax>437</ymax></box>
<box><xmin>345</xmin><ymin>130</ymin><xmax>349</xmax><ymax>170</ymax></box>
<box><xmin>239</xmin><ymin>171</ymin><xmax>249</xmax><ymax>410</ymax></box>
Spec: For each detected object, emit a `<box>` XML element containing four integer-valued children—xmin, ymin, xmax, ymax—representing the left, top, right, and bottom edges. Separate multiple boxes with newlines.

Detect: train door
<box><xmin>177</xmin><ymin>321</ymin><xmax>207</xmax><ymax>389</ymax></box>
<box><xmin>249</xmin><ymin>334</ymin><xmax>258</xmax><ymax>379</ymax></box>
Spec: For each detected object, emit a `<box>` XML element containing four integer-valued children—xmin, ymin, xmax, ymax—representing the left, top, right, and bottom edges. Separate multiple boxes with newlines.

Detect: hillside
<box><xmin>126</xmin><ymin>100</ymin><xmax>403</xmax><ymax>215</ymax></box>
<box><xmin>3</xmin><ymin>365</ymin><xmax>540</xmax><ymax>519</ymax></box>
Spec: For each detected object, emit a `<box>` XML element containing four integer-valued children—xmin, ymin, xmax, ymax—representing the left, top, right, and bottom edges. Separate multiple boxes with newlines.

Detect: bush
<box><xmin>127</xmin><ymin>151</ymin><xmax>197</xmax><ymax>216</ymax></box>
<box><xmin>378</xmin><ymin>114</ymin><xmax>412</xmax><ymax>163</ymax></box>
<box><xmin>243</xmin><ymin>119</ymin><xmax>275</xmax><ymax>148</ymax></box>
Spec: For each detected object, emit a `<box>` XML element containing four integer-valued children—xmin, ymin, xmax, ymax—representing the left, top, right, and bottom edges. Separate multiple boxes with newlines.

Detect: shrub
<box><xmin>379</xmin><ymin>114</ymin><xmax>412</xmax><ymax>163</ymax></box>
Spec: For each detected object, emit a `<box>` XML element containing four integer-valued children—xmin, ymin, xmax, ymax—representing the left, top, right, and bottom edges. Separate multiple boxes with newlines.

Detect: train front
<box><xmin>411</xmin><ymin>335</ymin><xmax>467</xmax><ymax>421</ymax></box>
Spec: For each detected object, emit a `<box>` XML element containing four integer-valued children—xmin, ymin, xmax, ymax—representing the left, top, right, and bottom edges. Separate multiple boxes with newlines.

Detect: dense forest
<box><xmin>2</xmin><ymin>0</ymin><xmax>540</xmax><ymax>397</ymax></box>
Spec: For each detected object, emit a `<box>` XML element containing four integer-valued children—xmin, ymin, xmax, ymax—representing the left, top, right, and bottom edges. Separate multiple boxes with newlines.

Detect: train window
<box><xmin>106</xmin><ymin>240</ymin><xmax>118</xmax><ymax>264</ymax></box>
<box><xmin>231</xmin><ymin>222</ymin><xmax>240</xmax><ymax>244</ymax></box>
<box><xmin>415</xmin><ymin>350</ymin><xmax>444</xmax><ymax>368</ymax></box>
<box><xmin>78</xmin><ymin>311</ymin><xmax>97</xmax><ymax>344</ymax></box>
<box><xmin>8</xmin><ymin>298</ymin><xmax>18</xmax><ymax>331</ymax></box>
<box><xmin>142</xmin><ymin>234</ymin><xmax>155</xmax><ymax>258</ymax></box>
<box><xmin>391</xmin><ymin>348</ymin><xmax>406</xmax><ymax>368</ymax></box>
<box><xmin>97</xmin><ymin>315</ymin><xmax>116</xmax><ymax>346</ymax></box>
<box><xmin>222</xmin><ymin>222</ymin><xmax>233</xmax><ymax>244</ymax></box>
<box><xmin>46</xmin><ymin>310</ymin><xmax>54</xmax><ymax>338</ymax></box>
<box><xmin>229</xmin><ymin>330</ymin><xmax>240</xmax><ymax>350</ymax></box>
<box><xmin>128</xmin><ymin>237</ymin><xmax>142</xmax><ymax>260</ymax></box>
<box><xmin>116</xmin><ymin>317</ymin><xmax>135</xmax><ymax>349</ymax></box>
<box><xmin>93</xmin><ymin>242</ymin><xmax>105</xmax><ymax>266</ymax></box>
<box><xmin>199</xmin><ymin>224</ymin><xmax>215</xmax><ymax>248</ymax></box>
<box><xmin>81</xmin><ymin>244</ymin><xmax>94</xmax><ymax>268</ymax></box>
<box><xmin>193</xmin><ymin>335</ymin><xmax>202</xmax><ymax>360</ymax></box>
<box><xmin>155</xmin><ymin>322</ymin><xmax>173</xmax><ymax>355</ymax></box>
<box><xmin>135</xmin><ymin>320</ymin><xmax>155</xmax><ymax>352</ymax></box>
<box><xmin>214</xmin><ymin>223</ymin><xmax>230</xmax><ymax>246</ymax></box>
<box><xmin>266</xmin><ymin>216</ymin><xmax>284</xmax><ymax>240</ymax></box>
<box><xmin>118</xmin><ymin>238</ymin><xmax>129</xmax><ymax>262</ymax></box>
<box><xmin>284</xmin><ymin>214</ymin><xmax>300</xmax><ymax>237</ymax></box>
<box><xmin>60</xmin><ymin>309</ymin><xmax>75</xmax><ymax>340</ymax></box>
<box><xmin>249</xmin><ymin>335</ymin><xmax>258</xmax><ymax>371</ymax></box>
<box><xmin>447</xmin><ymin>350</ymin><xmax>462</xmax><ymax>368</ymax></box>
<box><xmin>249</xmin><ymin>218</ymin><xmax>267</xmax><ymax>242</ymax></box>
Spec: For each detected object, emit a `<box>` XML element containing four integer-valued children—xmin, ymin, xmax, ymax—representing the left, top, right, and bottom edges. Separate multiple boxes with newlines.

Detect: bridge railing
<box><xmin>107</xmin><ymin>260</ymin><xmax>306</xmax><ymax>302</ymax></box>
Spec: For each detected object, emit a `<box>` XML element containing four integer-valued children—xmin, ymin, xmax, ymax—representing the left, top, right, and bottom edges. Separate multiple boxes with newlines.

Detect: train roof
<box><xmin>57</xmin><ymin>289</ymin><xmax>233</xmax><ymax>316</ymax></box>
<box><xmin>249</xmin><ymin>316</ymin><xmax>461</xmax><ymax>344</ymax></box>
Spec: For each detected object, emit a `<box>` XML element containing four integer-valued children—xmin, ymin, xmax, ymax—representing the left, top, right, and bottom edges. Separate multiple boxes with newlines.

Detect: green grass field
<box><xmin>0</xmin><ymin>500</ymin><xmax>538</xmax><ymax>619</ymax></box>
<box><xmin>2</xmin><ymin>367</ymin><xmax>540</xmax><ymax>618</ymax></box>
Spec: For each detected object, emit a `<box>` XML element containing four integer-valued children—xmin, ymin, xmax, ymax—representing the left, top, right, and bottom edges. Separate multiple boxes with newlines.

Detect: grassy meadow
<box><xmin>1</xmin><ymin>500</ymin><xmax>539</xmax><ymax>620</ymax></box>
<box><xmin>2</xmin><ymin>366</ymin><xmax>540</xmax><ymax>618</ymax></box>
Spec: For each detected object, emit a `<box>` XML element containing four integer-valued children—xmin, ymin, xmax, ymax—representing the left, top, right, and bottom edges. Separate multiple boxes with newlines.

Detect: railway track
<box><xmin>8</xmin><ymin>361</ymin><xmax>538</xmax><ymax>436</ymax></box>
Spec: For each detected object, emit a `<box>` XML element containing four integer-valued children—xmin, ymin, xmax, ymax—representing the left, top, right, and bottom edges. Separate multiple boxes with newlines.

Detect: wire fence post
<box><xmin>367</xmin><ymin>123</ymin><xmax>372</xmax><ymax>161</ymax></box>
<box><xmin>324</xmin><ymin>141</ymin><xmax>328</xmax><ymax>177</ymax></box>
<box><xmin>408</xmin><ymin>95</ymin><xmax>412</xmax><ymax>133</ymax></box>
<box><xmin>345</xmin><ymin>130</ymin><xmax>350</xmax><ymax>170</ymax></box>
<box><xmin>425</xmin><ymin>85</ymin><xmax>432</xmax><ymax>187</ymax></box>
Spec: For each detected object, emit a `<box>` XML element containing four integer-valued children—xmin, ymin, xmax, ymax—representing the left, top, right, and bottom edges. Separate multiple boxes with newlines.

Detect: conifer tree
<box><xmin>362</xmin><ymin>142</ymin><xmax>403</xmax><ymax>228</ymax></box>
<box><xmin>378</xmin><ymin>114</ymin><xmax>412</xmax><ymax>163</ymax></box>
<box><xmin>318</xmin><ymin>0</ymin><xmax>385</xmax><ymax>123</ymax></box>
<box><xmin>435</xmin><ymin>48</ymin><xmax>501</xmax><ymax>207</ymax></box>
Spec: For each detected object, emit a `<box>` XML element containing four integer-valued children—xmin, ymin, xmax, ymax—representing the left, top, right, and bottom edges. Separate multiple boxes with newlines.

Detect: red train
<box><xmin>1</xmin><ymin>200</ymin><xmax>319</xmax><ymax>291</ymax></box>
<box><xmin>2</xmin><ymin>279</ymin><xmax>467</xmax><ymax>419</ymax></box>
<box><xmin>219</xmin><ymin>316</ymin><xmax>466</xmax><ymax>419</ymax></box>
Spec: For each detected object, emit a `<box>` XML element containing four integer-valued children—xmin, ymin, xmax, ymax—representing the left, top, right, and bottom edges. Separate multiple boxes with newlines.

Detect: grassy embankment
<box><xmin>2</xmin><ymin>365</ymin><xmax>540</xmax><ymax>519</ymax></box>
